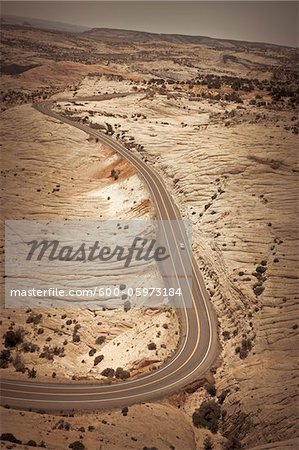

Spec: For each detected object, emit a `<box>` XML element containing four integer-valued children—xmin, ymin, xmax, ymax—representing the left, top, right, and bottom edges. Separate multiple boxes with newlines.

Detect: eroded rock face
<box><xmin>1</xmin><ymin>22</ymin><xmax>298</xmax><ymax>449</ymax></box>
<box><xmin>0</xmin><ymin>104</ymin><xmax>180</xmax><ymax>383</ymax></box>
<box><xmin>62</xmin><ymin>80</ymin><xmax>298</xmax><ymax>447</ymax></box>
<box><xmin>0</xmin><ymin>403</ymin><xmax>197</xmax><ymax>450</ymax></box>
<box><xmin>0</xmin><ymin>105</ymin><xmax>152</xmax><ymax>222</ymax></box>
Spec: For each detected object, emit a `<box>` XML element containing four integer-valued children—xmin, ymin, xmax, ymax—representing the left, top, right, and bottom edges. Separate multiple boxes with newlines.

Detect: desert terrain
<box><xmin>1</xmin><ymin>22</ymin><xmax>298</xmax><ymax>450</ymax></box>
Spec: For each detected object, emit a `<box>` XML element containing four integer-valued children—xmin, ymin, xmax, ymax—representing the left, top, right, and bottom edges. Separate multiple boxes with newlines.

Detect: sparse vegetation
<box><xmin>72</xmin><ymin>333</ymin><xmax>81</xmax><ymax>343</ymax></box>
<box><xmin>69</xmin><ymin>441</ymin><xmax>85</xmax><ymax>450</ymax></box>
<box><xmin>115</xmin><ymin>367</ymin><xmax>130</xmax><ymax>380</ymax></box>
<box><xmin>101</xmin><ymin>367</ymin><xmax>115</xmax><ymax>378</ymax></box>
<box><xmin>192</xmin><ymin>400</ymin><xmax>221</xmax><ymax>433</ymax></box>
<box><xmin>236</xmin><ymin>338</ymin><xmax>253</xmax><ymax>359</ymax></box>
<box><xmin>124</xmin><ymin>300</ymin><xmax>131</xmax><ymax>312</ymax></box>
<box><xmin>39</xmin><ymin>346</ymin><xmax>65</xmax><ymax>361</ymax></box>
<box><xmin>13</xmin><ymin>352</ymin><xmax>25</xmax><ymax>373</ymax></box>
<box><xmin>111</xmin><ymin>169</ymin><xmax>120</xmax><ymax>180</ymax></box>
<box><xmin>0</xmin><ymin>349</ymin><xmax>11</xmax><ymax>368</ymax></box>
<box><xmin>204</xmin><ymin>436</ymin><xmax>214</xmax><ymax>450</ymax></box>
<box><xmin>222</xmin><ymin>331</ymin><xmax>230</xmax><ymax>340</ymax></box>
<box><xmin>95</xmin><ymin>335</ymin><xmax>106</xmax><ymax>345</ymax></box>
<box><xmin>205</xmin><ymin>382</ymin><xmax>217</xmax><ymax>397</ymax></box>
<box><xmin>22</xmin><ymin>342</ymin><xmax>39</xmax><ymax>353</ymax></box>
<box><xmin>147</xmin><ymin>342</ymin><xmax>157</xmax><ymax>350</ymax></box>
<box><xmin>89</xmin><ymin>348</ymin><xmax>96</xmax><ymax>357</ymax></box>
<box><xmin>25</xmin><ymin>440</ymin><xmax>38</xmax><ymax>447</ymax></box>
<box><xmin>0</xmin><ymin>433</ymin><xmax>22</xmax><ymax>444</ymax></box>
<box><xmin>0</xmin><ymin>21</ymin><xmax>297</xmax><ymax>450</ymax></box>
<box><xmin>26</xmin><ymin>313</ymin><xmax>43</xmax><ymax>325</ymax></box>
<box><xmin>27</xmin><ymin>367</ymin><xmax>37</xmax><ymax>378</ymax></box>
<box><xmin>3</xmin><ymin>328</ymin><xmax>24</xmax><ymax>348</ymax></box>
<box><xmin>93</xmin><ymin>355</ymin><xmax>104</xmax><ymax>366</ymax></box>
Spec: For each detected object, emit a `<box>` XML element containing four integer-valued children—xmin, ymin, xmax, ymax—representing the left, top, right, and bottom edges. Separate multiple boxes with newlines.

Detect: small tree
<box><xmin>69</xmin><ymin>441</ymin><xmax>85</xmax><ymax>450</ymax></box>
<box><xmin>204</xmin><ymin>436</ymin><xmax>214</xmax><ymax>449</ymax></box>
<box><xmin>72</xmin><ymin>333</ymin><xmax>80</xmax><ymax>343</ymax></box>
<box><xmin>4</xmin><ymin>328</ymin><xmax>24</xmax><ymax>347</ymax></box>
<box><xmin>26</xmin><ymin>440</ymin><xmax>37</xmax><ymax>447</ymax></box>
<box><xmin>26</xmin><ymin>313</ymin><xmax>42</xmax><ymax>325</ymax></box>
<box><xmin>95</xmin><ymin>336</ymin><xmax>106</xmax><ymax>345</ymax></box>
<box><xmin>205</xmin><ymin>382</ymin><xmax>217</xmax><ymax>397</ymax></box>
<box><xmin>22</xmin><ymin>342</ymin><xmax>39</xmax><ymax>353</ymax></box>
<box><xmin>124</xmin><ymin>300</ymin><xmax>131</xmax><ymax>312</ymax></box>
<box><xmin>111</xmin><ymin>169</ymin><xmax>120</xmax><ymax>180</ymax></box>
<box><xmin>101</xmin><ymin>367</ymin><xmax>115</xmax><ymax>378</ymax></box>
<box><xmin>0</xmin><ymin>433</ymin><xmax>22</xmax><ymax>444</ymax></box>
<box><xmin>192</xmin><ymin>400</ymin><xmax>221</xmax><ymax>433</ymax></box>
<box><xmin>13</xmin><ymin>353</ymin><xmax>25</xmax><ymax>373</ymax></box>
<box><xmin>147</xmin><ymin>342</ymin><xmax>157</xmax><ymax>350</ymax></box>
<box><xmin>28</xmin><ymin>367</ymin><xmax>37</xmax><ymax>378</ymax></box>
<box><xmin>115</xmin><ymin>367</ymin><xmax>130</xmax><ymax>380</ymax></box>
<box><xmin>93</xmin><ymin>355</ymin><xmax>104</xmax><ymax>366</ymax></box>
<box><xmin>0</xmin><ymin>349</ymin><xmax>11</xmax><ymax>368</ymax></box>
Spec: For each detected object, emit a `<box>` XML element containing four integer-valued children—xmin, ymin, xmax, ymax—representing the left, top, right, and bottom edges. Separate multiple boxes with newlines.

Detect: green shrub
<box><xmin>101</xmin><ymin>367</ymin><xmax>115</xmax><ymax>378</ymax></box>
<box><xmin>0</xmin><ymin>349</ymin><xmax>11</xmax><ymax>368</ymax></box>
<box><xmin>206</xmin><ymin>383</ymin><xmax>217</xmax><ymax>397</ymax></box>
<box><xmin>204</xmin><ymin>436</ymin><xmax>214</xmax><ymax>450</ymax></box>
<box><xmin>115</xmin><ymin>367</ymin><xmax>130</xmax><ymax>380</ymax></box>
<box><xmin>192</xmin><ymin>400</ymin><xmax>221</xmax><ymax>433</ymax></box>
<box><xmin>147</xmin><ymin>342</ymin><xmax>157</xmax><ymax>350</ymax></box>
<box><xmin>27</xmin><ymin>367</ymin><xmax>37</xmax><ymax>378</ymax></box>
<box><xmin>4</xmin><ymin>328</ymin><xmax>24</xmax><ymax>347</ymax></box>
<box><xmin>69</xmin><ymin>441</ymin><xmax>85</xmax><ymax>450</ymax></box>
<box><xmin>26</xmin><ymin>313</ymin><xmax>42</xmax><ymax>325</ymax></box>
<box><xmin>93</xmin><ymin>355</ymin><xmax>104</xmax><ymax>366</ymax></box>
<box><xmin>0</xmin><ymin>433</ymin><xmax>22</xmax><ymax>444</ymax></box>
<box><xmin>13</xmin><ymin>353</ymin><xmax>25</xmax><ymax>373</ymax></box>
<box><xmin>95</xmin><ymin>336</ymin><xmax>106</xmax><ymax>345</ymax></box>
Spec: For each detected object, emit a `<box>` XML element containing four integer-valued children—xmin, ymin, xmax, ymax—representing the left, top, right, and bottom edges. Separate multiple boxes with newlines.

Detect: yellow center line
<box><xmin>1</xmin><ymin>102</ymin><xmax>214</xmax><ymax>401</ymax></box>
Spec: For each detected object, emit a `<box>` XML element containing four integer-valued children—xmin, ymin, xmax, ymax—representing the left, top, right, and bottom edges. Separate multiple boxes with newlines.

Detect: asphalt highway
<box><xmin>0</xmin><ymin>98</ymin><xmax>219</xmax><ymax>411</ymax></box>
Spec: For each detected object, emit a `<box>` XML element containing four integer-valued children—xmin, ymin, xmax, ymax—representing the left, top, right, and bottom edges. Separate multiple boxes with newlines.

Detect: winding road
<box><xmin>0</xmin><ymin>96</ymin><xmax>219</xmax><ymax>411</ymax></box>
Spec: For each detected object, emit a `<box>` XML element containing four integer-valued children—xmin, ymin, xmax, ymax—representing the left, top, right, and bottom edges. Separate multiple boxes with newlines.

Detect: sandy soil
<box><xmin>0</xmin><ymin>403</ymin><xmax>198</xmax><ymax>450</ymax></box>
<box><xmin>0</xmin><ymin>104</ymin><xmax>179</xmax><ymax>384</ymax></box>
<box><xmin>1</xmin><ymin>23</ymin><xmax>298</xmax><ymax>450</ymax></box>
<box><xmin>59</xmin><ymin>75</ymin><xmax>298</xmax><ymax>448</ymax></box>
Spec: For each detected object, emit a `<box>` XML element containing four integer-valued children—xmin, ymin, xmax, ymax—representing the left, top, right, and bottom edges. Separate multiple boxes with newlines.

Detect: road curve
<box><xmin>0</xmin><ymin>97</ymin><xmax>219</xmax><ymax>411</ymax></box>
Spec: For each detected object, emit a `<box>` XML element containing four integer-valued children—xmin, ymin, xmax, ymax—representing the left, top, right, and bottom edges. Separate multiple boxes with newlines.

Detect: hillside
<box><xmin>0</xmin><ymin>21</ymin><xmax>298</xmax><ymax>450</ymax></box>
<box><xmin>84</xmin><ymin>26</ymin><xmax>296</xmax><ymax>51</ymax></box>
